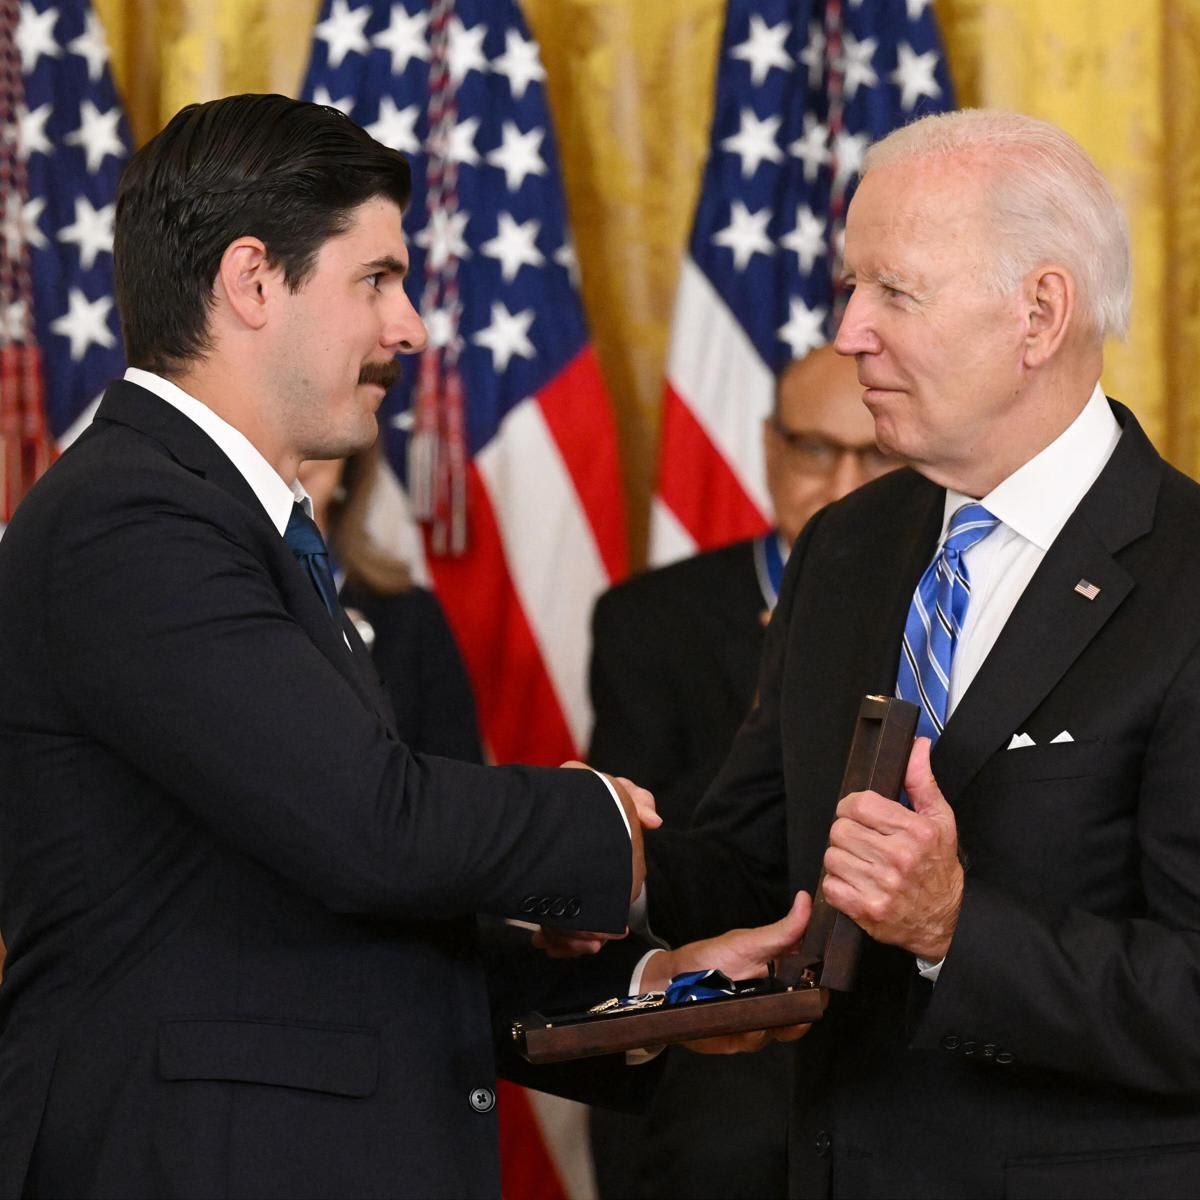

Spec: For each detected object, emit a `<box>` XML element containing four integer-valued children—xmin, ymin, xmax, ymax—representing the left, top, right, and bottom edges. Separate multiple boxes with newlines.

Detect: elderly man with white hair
<box><xmin>635</xmin><ymin>108</ymin><xmax>1200</xmax><ymax>1198</ymax></box>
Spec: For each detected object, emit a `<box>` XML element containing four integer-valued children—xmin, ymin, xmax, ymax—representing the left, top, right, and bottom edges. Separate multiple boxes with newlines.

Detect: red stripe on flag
<box><xmin>656</xmin><ymin>382</ymin><xmax>770</xmax><ymax>550</ymax></box>
<box><xmin>428</xmin><ymin>463</ymin><xmax>577</xmax><ymax>766</ymax></box>
<box><xmin>536</xmin><ymin>345</ymin><xmax>627</xmax><ymax>582</ymax></box>
<box><xmin>497</xmin><ymin>1081</ymin><xmax>569</xmax><ymax>1200</ymax></box>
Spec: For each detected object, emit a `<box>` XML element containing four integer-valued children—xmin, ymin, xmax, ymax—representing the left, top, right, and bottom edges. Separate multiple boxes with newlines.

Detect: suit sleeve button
<box><xmin>536</xmin><ymin>897</ymin><xmax>552</xmax><ymax>916</ymax></box>
<box><xmin>565</xmin><ymin>898</ymin><xmax>581</xmax><ymax>917</ymax></box>
<box><xmin>995</xmin><ymin>1051</ymin><xmax>1014</xmax><ymax>1065</ymax></box>
<box><xmin>550</xmin><ymin>899</ymin><xmax>567</xmax><ymax>918</ymax></box>
<box><xmin>961</xmin><ymin>1041</ymin><xmax>977</xmax><ymax>1057</ymax></box>
<box><xmin>982</xmin><ymin>1043</ymin><xmax>997</xmax><ymax>1060</ymax></box>
<box><xmin>520</xmin><ymin>896</ymin><xmax>537</xmax><ymax>914</ymax></box>
<box><xmin>941</xmin><ymin>1035</ymin><xmax>960</xmax><ymax>1052</ymax></box>
<box><xmin>814</xmin><ymin>1130</ymin><xmax>832</xmax><ymax>1158</ymax></box>
<box><xmin>469</xmin><ymin>1087</ymin><xmax>496</xmax><ymax>1113</ymax></box>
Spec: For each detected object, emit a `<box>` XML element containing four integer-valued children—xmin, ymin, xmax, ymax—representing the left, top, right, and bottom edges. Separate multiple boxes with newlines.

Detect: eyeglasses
<box><xmin>767</xmin><ymin>417</ymin><xmax>899</xmax><ymax>479</ymax></box>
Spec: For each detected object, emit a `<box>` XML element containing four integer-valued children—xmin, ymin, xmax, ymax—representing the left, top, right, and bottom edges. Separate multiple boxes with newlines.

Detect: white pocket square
<box><xmin>1007</xmin><ymin>732</ymin><xmax>1036</xmax><ymax>749</ymax></box>
<box><xmin>1050</xmin><ymin>730</ymin><xmax>1074</xmax><ymax>743</ymax></box>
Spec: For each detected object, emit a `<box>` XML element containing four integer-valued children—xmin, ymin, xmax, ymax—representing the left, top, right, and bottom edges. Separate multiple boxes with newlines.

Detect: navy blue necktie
<box><xmin>284</xmin><ymin>503</ymin><xmax>340</xmax><ymax>621</ymax></box>
<box><xmin>896</xmin><ymin>502</ymin><xmax>1000</xmax><ymax>743</ymax></box>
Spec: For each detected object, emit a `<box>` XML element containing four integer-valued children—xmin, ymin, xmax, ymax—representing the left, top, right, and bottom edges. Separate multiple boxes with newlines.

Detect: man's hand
<box><xmin>640</xmin><ymin>891</ymin><xmax>814</xmax><ymax>1054</ymax></box>
<box><xmin>532</xmin><ymin>765</ymin><xmax>661</xmax><ymax>957</ymax></box>
<box><xmin>821</xmin><ymin>737</ymin><xmax>962</xmax><ymax>961</ymax></box>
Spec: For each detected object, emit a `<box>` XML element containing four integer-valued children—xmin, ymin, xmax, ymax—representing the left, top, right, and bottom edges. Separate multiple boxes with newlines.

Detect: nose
<box><xmin>385</xmin><ymin>289</ymin><xmax>428</xmax><ymax>356</ymax></box>
<box><xmin>833</xmin><ymin>289</ymin><xmax>878</xmax><ymax>358</ymax></box>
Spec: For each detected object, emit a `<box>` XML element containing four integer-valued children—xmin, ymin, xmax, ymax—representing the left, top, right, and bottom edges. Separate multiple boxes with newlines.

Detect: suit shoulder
<box><xmin>594</xmin><ymin>538</ymin><xmax>757</xmax><ymax>623</ymax></box>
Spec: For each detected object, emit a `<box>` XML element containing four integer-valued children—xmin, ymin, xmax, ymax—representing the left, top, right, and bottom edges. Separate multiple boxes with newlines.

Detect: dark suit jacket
<box><xmin>588</xmin><ymin>538</ymin><xmax>767</xmax><ymax>828</ymax></box>
<box><xmin>588</xmin><ymin>539</ymin><xmax>791</xmax><ymax>1200</ymax></box>
<box><xmin>647</xmin><ymin>402</ymin><xmax>1200</xmax><ymax>1199</ymax></box>
<box><xmin>0</xmin><ymin>381</ymin><xmax>639</xmax><ymax>1200</ymax></box>
<box><xmin>340</xmin><ymin>582</ymin><xmax>483</xmax><ymax>764</ymax></box>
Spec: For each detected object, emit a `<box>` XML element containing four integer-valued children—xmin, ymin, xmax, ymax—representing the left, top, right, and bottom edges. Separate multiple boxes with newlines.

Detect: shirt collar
<box><xmin>124</xmin><ymin>367</ymin><xmax>309</xmax><ymax>534</ymax></box>
<box><xmin>942</xmin><ymin>383</ymin><xmax>1121</xmax><ymax>551</ymax></box>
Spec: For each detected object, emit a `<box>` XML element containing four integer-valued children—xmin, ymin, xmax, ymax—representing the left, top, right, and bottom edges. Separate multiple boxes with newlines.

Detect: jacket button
<box><xmin>995</xmin><ymin>1050</ymin><xmax>1014</xmax><ymax>1065</ymax></box>
<box><xmin>982</xmin><ymin>1043</ymin><xmax>996</xmax><ymax>1060</ymax></box>
<box><xmin>941</xmin><ymin>1034</ymin><xmax>960</xmax><ymax>1052</ymax></box>
<box><xmin>469</xmin><ymin>1087</ymin><xmax>495</xmax><ymax>1113</ymax></box>
<box><xmin>814</xmin><ymin>1130</ymin><xmax>832</xmax><ymax>1158</ymax></box>
<box><xmin>565</xmin><ymin>898</ymin><xmax>581</xmax><ymax>917</ymax></box>
<box><xmin>536</xmin><ymin>897</ymin><xmax>552</xmax><ymax>917</ymax></box>
<box><xmin>550</xmin><ymin>899</ymin><xmax>567</xmax><ymax>918</ymax></box>
<box><xmin>961</xmin><ymin>1040</ymin><xmax>978</xmax><ymax>1057</ymax></box>
<box><xmin>520</xmin><ymin>896</ymin><xmax>537</xmax><ymax>914</ymax></box>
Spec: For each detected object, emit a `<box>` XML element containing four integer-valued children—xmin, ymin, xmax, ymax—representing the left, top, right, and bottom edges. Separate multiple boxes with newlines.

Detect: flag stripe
<box><xmin>478</xmin><ymin>394</ymin><xmax>607</xmax><ymax>754</ymax></box>
<box><xmin>657</xmin><ymin>380</ymin><xmax>770</xmax><ymax>551</ymax></box>
<box><xmin>536</xmin><ymin>345</ymin><xmax>627</xmax><ymax>583</ymax></box>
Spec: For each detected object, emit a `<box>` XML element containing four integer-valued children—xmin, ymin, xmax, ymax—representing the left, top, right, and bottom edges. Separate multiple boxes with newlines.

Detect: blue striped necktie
<box><xmin>897</xmin><ymin>502</ymin><xmax>1000</xmax><ymax>742</ymax></box>
<box><xmin>284</xmin><ymin>502</ymin><xmax>341</xmax><ymax>622</ymax></box>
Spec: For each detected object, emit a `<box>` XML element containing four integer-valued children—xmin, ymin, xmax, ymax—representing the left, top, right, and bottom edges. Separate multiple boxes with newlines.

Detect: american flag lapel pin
<box><xmin>1074</xmin><ymin>579</ymin><xmax>1101</xmax><ymax>600</ymax></box>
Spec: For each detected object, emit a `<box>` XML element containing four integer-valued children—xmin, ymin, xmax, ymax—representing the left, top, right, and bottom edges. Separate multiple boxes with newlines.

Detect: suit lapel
<box><xmin>933</xmin><ymin>402</ymin><xmax>1161</xmax><ymax>803</ymax></box>
<box><xmin>95</xmin><ymin>381</ymin><xmax>395</xmax><ymax>728</ymax></box>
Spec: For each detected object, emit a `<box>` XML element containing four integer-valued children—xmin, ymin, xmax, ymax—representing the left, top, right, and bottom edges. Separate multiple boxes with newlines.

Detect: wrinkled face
<box><xmin>272</xmin><ymin>196</ymin><xmax>426</xmax><ymax>461</ymax></box>
<box><xmin>764</xmin><ymin>346</ymin><xmax>898</xmax><ymax>544</ymax></box>
<box><xmin>834</xmin><ymin>157</ymin><xmax>1029</xmax><ymax>488</ymax></box>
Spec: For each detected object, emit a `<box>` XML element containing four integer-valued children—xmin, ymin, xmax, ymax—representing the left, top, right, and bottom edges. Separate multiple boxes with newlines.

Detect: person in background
<box><xmin>299</xmin><ymin>448</ymin><xmax>483</xmax><ymax>763</ymax></box>
<box><xmin>588</xmin><ymin>343</ymin><xmax>897</xmax><ymax>1198</ymax></box>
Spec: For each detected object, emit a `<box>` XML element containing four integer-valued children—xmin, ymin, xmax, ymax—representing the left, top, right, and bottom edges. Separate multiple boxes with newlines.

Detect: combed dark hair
<box><xmin>114</xmin><ymin>93</ymin><xmax>412</xmax><ymax>372</ymax></box>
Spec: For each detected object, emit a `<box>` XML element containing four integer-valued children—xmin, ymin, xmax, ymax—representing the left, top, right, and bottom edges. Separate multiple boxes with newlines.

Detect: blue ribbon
<box><xmin>665</xmin><ymin>969</ymin><xmax>738</xmax><ymax>1005</ymax></box>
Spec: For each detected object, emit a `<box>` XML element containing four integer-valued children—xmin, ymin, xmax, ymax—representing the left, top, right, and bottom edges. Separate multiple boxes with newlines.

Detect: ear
<box><xmin>1021</xmin><ymin>266</ymin><xmax>1074</xmax><ymax>369</ymax></box>
<box><xmin>213</xmin><ymin>237</ymin><xmax>278</xmax><ymax>332</ymax></box>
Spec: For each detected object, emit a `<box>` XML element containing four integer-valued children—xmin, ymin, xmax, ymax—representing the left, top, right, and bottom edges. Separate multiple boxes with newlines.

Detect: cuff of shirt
<box><xmin>591</xmin><ymin>769</ymin><xmax>631</xmax><ymax>837</ymax></box>
<box><xmin>916</xmin><ymin>955</ymin><xmax>944</xmax><ymax>982</ymax></box>
<box><xmin>625</xmin><ymin>948</ymin><xmax>669</xmax><ymax>1065</ymax></box>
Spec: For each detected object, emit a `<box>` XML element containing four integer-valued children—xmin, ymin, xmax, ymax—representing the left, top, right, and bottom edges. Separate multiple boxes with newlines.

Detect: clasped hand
<box><xmin>531</xmin><ymin>764</ymin><xmax>660</xmax><ymax>958</ymax></box>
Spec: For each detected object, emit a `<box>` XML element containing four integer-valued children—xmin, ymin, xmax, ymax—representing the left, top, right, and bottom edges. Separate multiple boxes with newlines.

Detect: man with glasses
<box><xmin>586</xmin><ymin>342</ymin><xmax>895</xmax><ymax>1199</ymax></box>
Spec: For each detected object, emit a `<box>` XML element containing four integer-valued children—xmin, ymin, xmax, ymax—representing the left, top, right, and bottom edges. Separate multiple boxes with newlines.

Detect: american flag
<box><xmin>301</xmin><ymin>4</ymin><xmax>625</xmax><ymax>1198</ymax></box>
<box><xmin>650</xmin><ymin>0</ymin><xmax>953</xmax><ymax>564</ymax></box>
<box><xmin>301</xmin><ymin>0</ymin><xmax>626</xmax><ymax>774</ymax></box>
<box><xmin>0</xmin><ymin>0</ymin><xmax>130</xmax><ymax>528</ymax></box>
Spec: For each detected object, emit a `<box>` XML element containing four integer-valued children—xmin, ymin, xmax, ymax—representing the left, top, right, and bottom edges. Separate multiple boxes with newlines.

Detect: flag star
<box><xmin>837</xmin><ymin>32</ymin><xmax>879</xmax><ymax>100</ymax></box>
<box><xmin>789</xmin><ymin>114</ymin><xmax>830</xmax><ymax>182</ymax></box>
<box><xmin>554</xmin><ymin>236</ymin><xmax>579</xmax><ymax>286</ymax></box>
<box><xmin>429</xmin><ymin>115</ymin><xmax>481</xmax><ymax>167</ymax></box>
<box><xmin>12</xmin><ymin>102</ymin><xmax>53</xmax><ymax>160</ymax></box>
<box><xmin>712</xmin><ymin>200</ymin><xmax>774</xmax><ymax>271</ymax></box>
<box><xmin>447</xmin><ymin>16</ymin><xmax>489</xmax><ymax>87</ymax></box>
<box><xmin>720</xmin><ymin>108</ymin><xmax>783</xmax><ymax>179</ymax></box>
<box><xmin>422</xmin><ymin>306</ymin><xmax>460</xmax><ymax>350</ymax></box>
<box><xmin>68</xmin><ymin>8</ymin><xmax>110</xmax><ymax>82</ymax></box>
<box><xmin>481</xmin><ymin>212</ymin><xmax>544</xmax><ymax>283</ymax></box>
<box><xmin>832</xmin><ymin>129</ymin><xmax>869</xmax><ymax>191</ymax></box>
<box><xmin>486</xmin><ymin>121</ymin><xmax>547</xmax><ymax>191</ymax></box>
<box><xmin>798</xmin><ymin>21</ymin><xmax>826</xmax><ymax>88</ymax></box>
<box><xmin>16</xmin><ymin>1</ymin><xmax>62</xmax><ymax>73</ymax></box>
<box><xmin>64</xmin><ymin>100</ymin><xmax>125</xmax><ymax>173</ymax></box>
<box><xmin>50</xmin><ymin>287</ymin><xmax>116</xmax><ymax>361</ymax></box>
<box><xmin>891</xmin><ymin>43</ymin><xmax>942</xmax><ymax>110</ymax></box>
<box><xmin>2</xmin><ymin>193</ymin><xmax>47</xmax><ymax>256</ymax></box>
<box><xmin>779</xmin><ymin>205</ymin><xmax>826</xmax><ymax>274</ymax></box>
<box><xmin>57</xmin><ymin>195</ymin><xmax>115</xmax><ymax>270</ymax></box>
<box><xmin>1</xmin><ymin>300</ymin><xmax>29</xmax><ymax>345</ymax></box>
<box><xmin>414</xmin><ymin>207</ymin><xmax>470</xmax><ymax>271</ymax></box>
<box><xmin>312</xmin><ymin>86</ymin><xmax>355</xmax><ymax>117</ymax></box>
<box><xmin>493</xmin><ymin>27</ymin><xmax>545</xmax><ymax>99</ymax></box>
<box><xmin>372</xmin><ymin>4</ymin><xmax>429</xmax><ymax>75</ymax></box>
<box><xmin>473</xmin><ymin>301</ymin><xmax>535</xmax><ymax>372</ymax></box>
<box><xmin>365</xmin><ymin>97</ymin><xmax>420</xmax><ymax>153</ymax></box>
<box><xmin>907</xmin><ymin>0</ymin><xmax>933</xmax><ymax>18</ymax></box>
<box><xmin>314</xmin><ymin>0</ymin><xmax>370</xmax><ymax>69</ymax></box>
<box><xmin>730</xmin><ymin>15</ymin><xmax>791</xmax><ymax>87</ymax></box>
<box><xmin>778</xmin><ymin>298</ymin><xmax>828</xmax><ymax>358</ymax></box>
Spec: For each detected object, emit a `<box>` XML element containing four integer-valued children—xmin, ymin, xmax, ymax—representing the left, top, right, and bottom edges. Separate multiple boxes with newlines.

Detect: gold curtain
<box><xmin>95</xmin><ymin>0</ymin><xmax>1200</xmax><ymax>567</ymax></box>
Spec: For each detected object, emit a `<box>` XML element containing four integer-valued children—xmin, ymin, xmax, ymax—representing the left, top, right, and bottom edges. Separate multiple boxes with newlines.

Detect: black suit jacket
<box><xmin>0</xmin><ymin>381</ymin><xmax>639</xmax><ymax>1200</ymax></box>
<box><xmin>647</xmin><ymin>402</ymin><xmax>1200</xmax><ymax>1199</ymax></box>
<box><xmin>588</xmin><ymin>538</ymin><xmax>767</xmax><ymax>828</ymax></box>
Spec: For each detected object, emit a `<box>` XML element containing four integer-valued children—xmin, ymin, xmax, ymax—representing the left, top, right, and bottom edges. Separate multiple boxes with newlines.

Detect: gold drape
<box><xmin>95</xmin><ymin>0</ymin><xmax>1200</xmax><ymax>566</ymax></box>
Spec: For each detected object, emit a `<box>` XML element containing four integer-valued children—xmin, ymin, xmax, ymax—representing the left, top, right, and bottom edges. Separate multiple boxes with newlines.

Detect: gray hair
<box><xmin>862</xmin><ymin>109</ymin><xmax>1131</xmax><ymax>341</ymax></box>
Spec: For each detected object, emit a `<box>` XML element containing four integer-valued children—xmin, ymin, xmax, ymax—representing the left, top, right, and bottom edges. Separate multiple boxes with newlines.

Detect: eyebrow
<box><xmin>361</xmin><ymin>255</ymin><xmax>409</xmax><ymax>280</ymax></box>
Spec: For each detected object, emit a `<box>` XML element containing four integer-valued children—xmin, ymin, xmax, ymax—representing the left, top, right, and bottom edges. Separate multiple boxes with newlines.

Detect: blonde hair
<box><xmin>863</xmin><ymin>109</ymin><xmax>1131</xmax><ymax>340</ymax></box>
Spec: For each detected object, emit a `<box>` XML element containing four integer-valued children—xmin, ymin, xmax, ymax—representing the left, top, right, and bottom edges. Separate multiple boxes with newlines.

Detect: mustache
<box><xmin>359</xmin><ymin>360</ymin><xmax>401</xmax><ymax>390</ymax></box>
